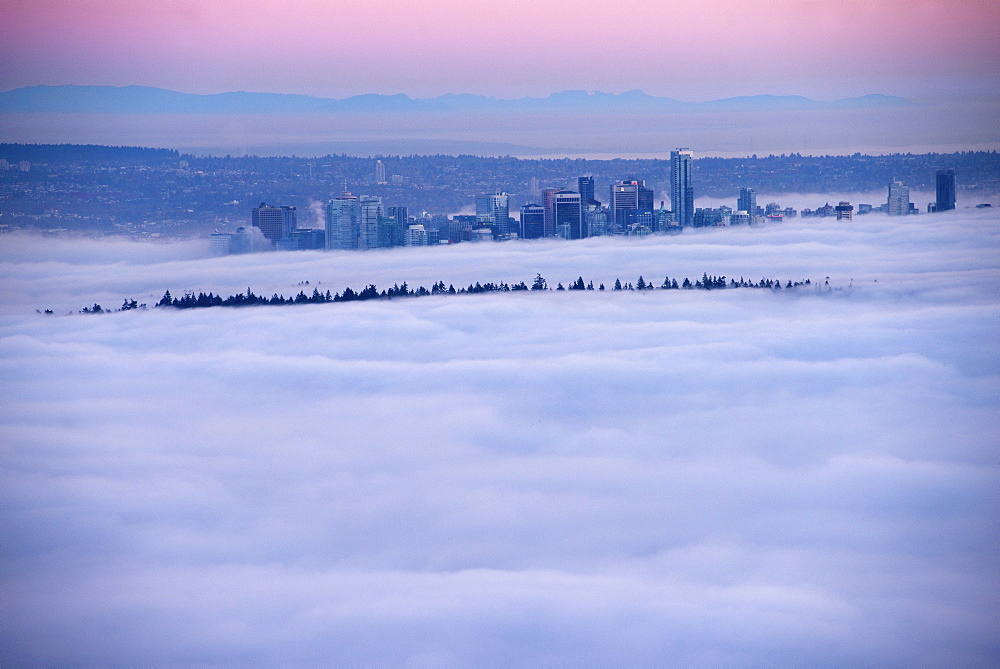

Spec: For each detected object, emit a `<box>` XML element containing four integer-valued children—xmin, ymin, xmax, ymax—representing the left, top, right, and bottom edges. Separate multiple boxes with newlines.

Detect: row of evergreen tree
<box><xmin>74</xmin><ymin>273</ymin><xmax>815</xmax><ymax>313</ymax></box>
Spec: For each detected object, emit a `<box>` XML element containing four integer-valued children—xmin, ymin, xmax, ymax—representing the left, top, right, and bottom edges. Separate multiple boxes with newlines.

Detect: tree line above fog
<box><xmin>66</xmin><ymin>273</ymin><xmax>821</xmax><ymax>315</ymax></box>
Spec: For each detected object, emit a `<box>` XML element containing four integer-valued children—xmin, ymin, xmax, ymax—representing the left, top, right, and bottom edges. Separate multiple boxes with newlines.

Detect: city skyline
<box><xmin>1</xmin><ymin>1</ymin><xmax>997</xmax><ymax>103</ymax></box>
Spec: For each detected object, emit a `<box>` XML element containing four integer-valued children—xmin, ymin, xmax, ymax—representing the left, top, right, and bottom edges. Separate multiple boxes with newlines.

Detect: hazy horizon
<box><xmin>4</xmin><ymin>101</ymin><xmax>998</xmax><ymax>159</ymax></box>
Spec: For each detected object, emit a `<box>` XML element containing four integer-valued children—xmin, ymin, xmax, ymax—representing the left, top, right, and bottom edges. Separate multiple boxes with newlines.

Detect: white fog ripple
<box><xmin>1</xmin><ymin>211</ymin><xmax>999</xmax><ymax>665</ymax></box>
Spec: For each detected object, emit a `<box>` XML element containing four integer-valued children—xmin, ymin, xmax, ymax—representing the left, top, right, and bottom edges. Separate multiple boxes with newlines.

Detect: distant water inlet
<box><xmin>1</xmin><ymin>101</ymin><xmax>997</xmax><ymax>157</ymax></box>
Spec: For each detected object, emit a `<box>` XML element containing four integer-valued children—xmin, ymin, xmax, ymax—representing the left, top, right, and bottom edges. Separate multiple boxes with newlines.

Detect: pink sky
<box><xmin>1</xmin><ymin>0</ymin><xmax>997</xmax><ymax>100</ymax></box>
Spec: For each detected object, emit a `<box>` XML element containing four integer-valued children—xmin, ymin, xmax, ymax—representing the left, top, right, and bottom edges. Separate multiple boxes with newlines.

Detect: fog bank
<box><xmin>2</xmin><ymin>210</ymin><xmax>998</xmax><ymax>665</ymax></box>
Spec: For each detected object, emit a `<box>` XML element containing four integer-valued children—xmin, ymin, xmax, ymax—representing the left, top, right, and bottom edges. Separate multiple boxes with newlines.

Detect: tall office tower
<box><xmin>528</xmin><ymin>177</ymin><xmax>540</xmax><ymax>198</ymax></box>
<box><xmin>887</xmin><ymin>181</ymin><xmax>910</xmax><ymax>216</ymax></box>
<box><xmin>835</xmin><ymin>201</ymin><xmax>854</xmax><ymax>220</ymax></box>
<box><xmin>655</xmin><ymin>201</ymin><xmax>674</xmax><ymax>230</ymax></box>
<box><xmin>375</xmin><ymin>159</ymin><xmax>386</xmax><ymax>184</ymax></box>
<box><xmin>637</xmin><ymin>182</ymin><xmax>654</xmax><ymax>212</ymax></box>
<box><xmin>325</xmin><ymin>191</ymin><xmax>360</xmax><ymax>249</ymax></box>
<box><xmin>578</xmin><ymin>176</ymin><xmax>597</xmax><ymax>205</ymax></box>
<box><xmin>475</xmin><ymin>192</ymin><xmax>510</xmax><ymax>237</ymax></box>
<box><xmin>553</xmin><ymin>190</ymin><xmax>584</xmax><ymax>239</ymax></box>
<box><xmin>387</xmin><ymin>206</ymin><xmax>409</xmax><ymax>229</ymax></box>
<box><xmin>377</xmin><ymin>214</ymin><xmax>404</xmax><ymax>248</ymax></box>
<box><xmin>671</xmin><ymin>149</ymin><xmax>694</xmax><ymax>227</ymax></box>
<box><xmin>210</xmin><ymin>232</ymin><xmax>234</xmax><ymax>255</ymax></box>
<box><xmin>738</xmin><ymin>187</ymin><xmax>757</xmax><ymax>220</ymax></box>
<box><xmin>585</xmin><ymin>203</ymin><xmax>609</xmax><ymax>237</ymax></box>
<box><xmin>359</xmin><ymin>195</ymin><xmax>383</xmax><ymax>248</ymax></box>
<box><xmin>520</xmin><ymin>204</ymin><xmax>545</xmax><ymax>239</ymax></box>
<box><xmin>609</xmin><ymin>180</ymin><xmax>654</xmax><ymax>230</ymax></box>
<box><xmin>403</xmin><ymin>224</ymin><xmax>429</xmax><ymax>246</ymax></box>
<box><xmin>935</xmin><ymin>168</ymin><xmax>956</xmax><ymax>212</ymax></box>
<box><xmin>541</xmin><ymin>188</ymin><xmax>561</xmax><ymax>237</ymax></box>
<box><xmin>252</xmin><ymin>203</ymin><xmax>297</xmax><ymax>244</ymax></box>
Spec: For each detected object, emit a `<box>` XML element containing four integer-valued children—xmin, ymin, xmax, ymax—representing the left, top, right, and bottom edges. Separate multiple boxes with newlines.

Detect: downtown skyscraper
<box><xmin>552</xmin><ymin>191</ymin><xmax>584</xmax><ymax>240</ymax></box>
<box><xmin>520</xmin><ymin>204</ymin><xmax>545</xmax><ymax>239</ymax></box>
<box><xmin>887</xmin><ymin>181</ymin><xmax>910</xmax><ymax>216</ymax></box>
<box><xmin>476</xmin><ymin>192</ymin><xmax>510</xmax><ymax>237</ymax></box>
<box><xmin>936</xmin><ymin>169</ymin><xmax>956</xmax><ymax>212</ymax></box>
<box><xmin>671</xmin><ymin>149</ymin><xmax>694</xmax><ymax>228</ymax></box>
<box><xmin>577</xmin><ymin>176</ymin><xmax>596</xmax><ymax>205</ymax></box>
<box><xmin>252</xmin><ymin>203</ymin><xmax>297</xmax><ymax>244</ymax></box>
<box><xmin>325</xmin><ymin>191</ymin><xmax>360</xmax><ymax>250</ymax></box>
<box><xmin>738</xmin><ymin>187</ymin><xmax>757</xmax><ymax>220</ymax></box>
<box><xmin>609</xmin><ymin>180</ymin><xmax>654</xmax><ymax>230</ymax></box>
<box><xmin>359</xmin><ymin>195</ymin><xmax>384</xmax><ymax>248</ymax></box>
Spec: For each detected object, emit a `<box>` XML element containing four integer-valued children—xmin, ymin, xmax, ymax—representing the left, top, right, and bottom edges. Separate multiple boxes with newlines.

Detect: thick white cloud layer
<box><xmin>2</xmin><ymin>211</ymin><xmax>999</xmax><ymax>665</ymax></box>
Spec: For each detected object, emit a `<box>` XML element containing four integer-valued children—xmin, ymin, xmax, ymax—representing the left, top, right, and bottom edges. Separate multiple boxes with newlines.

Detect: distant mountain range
<box><xmin>0</xmin><ymin>85</ymin><xmax>914</xmax><ymax>114</ymax></box>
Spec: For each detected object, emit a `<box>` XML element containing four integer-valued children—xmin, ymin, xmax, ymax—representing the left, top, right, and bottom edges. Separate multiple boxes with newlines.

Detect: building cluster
<box><xmin>326</xmin><ymin>149</ymin><xmax>699</xmax><ymax>247</ymax></box>
<box><xmin>0</xmin><ymin>158</ymin><xmax>31</xmax><ymax>172</ymax></box>
<box><xmin>804</xmin><ymin>169</ymin><xmax>957</xmax><ymax>219</ymax></box>
<box><xmin>211</xmin><ymin>149</ymin><xmax>698</xmax><ymax>254</ymax></box>
<box><xmin>699</xmin><ymin>169</ymin><xmax>959</xmax><ymax>226</ymax></box>
<box><xmin>209</xmin><ymin>158</ymin><xmax>963</xmax><ymax>255</ymax></box>
<box><xmin>691</xmin><ymin>186</ymin><xmax>799</xmax><ymax>227</ymax></box>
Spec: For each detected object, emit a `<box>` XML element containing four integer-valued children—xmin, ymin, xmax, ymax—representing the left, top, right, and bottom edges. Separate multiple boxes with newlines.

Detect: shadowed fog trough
<box><xmin>1</xmin><ymin>211</ymin><xmax>999</xmax><ymax>665</ymax></box>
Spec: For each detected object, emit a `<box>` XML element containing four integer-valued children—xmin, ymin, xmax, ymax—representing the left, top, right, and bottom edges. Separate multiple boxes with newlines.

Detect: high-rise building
<box><xmin>609</xmin><ymin>180</ymin><xmax>654</xmax><ymax>230</ymax></box>
<box><xmin>835</xmin><ymin>201</ymin><xmax>854</xmax><ymax>220</ymax></box>
<box><xmin>375</xmin><ymin>159</ymin><xmax>386</xmax><ymax>184</ymax></box>
<box><xmin>404</xmin><ymin>224</ymin><xmax>428</xmax><ymax>246</ymax></box>
<box><xmin>359</xmin><ymin>195</ymin><xmax>383</xmax><ymax>248</ymax></box>
<box><xmin>638</xmin><ymin>184</ymin><xmax>654</xmax><ymax>213</ymax></box>
<box><xmin>210</xmin><ymin>232</ymin><xmax>234</xmax><ymax>255</ymax></box>
<box><xmin>585</xmin><ymin>202</ymin><xmax>609</xmax><ymax>237</ymax></box>
<box><xmin>738</xmin><ymin>187</ymin><xmax>757</xmax><ymax>222</ymax></box>
<box><xmin>278</xmin><ymin>228</ymin><xmax>326</xmax><ymax>251</ymax></box>
<box><xmin>252</xmin><ymin>203</ymin><xmax>297</xmax><ymax>244</ymax></box>
<box><xmin>387</xmin><ymin>206</ymin><xmax>409</xmax><ymax>228</ymax></box>
<box><xmin>887</xmin><ymin>181</ymin><xmax>910</xmax><ymax>216</ymax></box>
<box><xmin>520</xmin><ymin>204</ymin><xmax>545</xmax><ymax>239</ymax></box>
<box><xmin>578</xmin><ymin>176</ymin><xmax>597</xmax><ymax>205</ymax></box>
<box><xmin>655</xmin><ymin>201</ymin><xmax>675</xmax><ymax>231</ymax></box>
<box><xmin>553</xmin><ymin>190</ymin><xmax>583</xmax><ymax>240</ymax></box>
<box><xmin>475</xmin><ymin>192</ymin><xmax>510</xmax><ymax>237</ymax></box>
<box><xmin>935</xmin><ymin>169</ymin><xmax>956</xmax><ymax>212</ymax></box>
<box><xmin>325</xmin><ymin>192</ymin><xmax>360</xmax><ymax>249</ymax></box>
<box><xmin>541</xmin><ymin>188</ymin><xmax>561</xmax><ymax>237</ymax></box>
<box><xmin>671</xmin><ymin>149</ymin><xmax>694</xmax><ymax>227</ymax></box>
<box><xmin>377</xmin><ymin>214</ymin><xmax>404</xmax><ymax>248</ymax></box>
<box><xmin>384</xmin><ymin>205</ymin><xmax>409</xmax><ymax>246</ymax></box>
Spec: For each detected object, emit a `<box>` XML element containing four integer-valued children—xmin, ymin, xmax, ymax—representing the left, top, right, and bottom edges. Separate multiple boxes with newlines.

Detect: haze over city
<box><xmin>1</xmin><ymin>0</ymin><xmax>998</xmax><ymax>666</ymax></box>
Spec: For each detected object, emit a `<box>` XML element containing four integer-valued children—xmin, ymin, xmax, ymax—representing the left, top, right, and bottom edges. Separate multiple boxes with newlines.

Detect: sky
<box><xmin>1</xmin><ymin>0</ymin><xmax>998</xmax><ymax>101</ymax></box>
<box><xmin>2</xmin><ymin>210</ymin><xmax>999</xmax><ymax>664</ymax></box>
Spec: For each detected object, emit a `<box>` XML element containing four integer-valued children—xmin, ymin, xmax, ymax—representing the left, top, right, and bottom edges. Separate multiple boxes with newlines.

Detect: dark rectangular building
<box><xmin>936</xmin><ymin>169</ymin><xmax>956</xmax><ymax>212</ymax></box>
